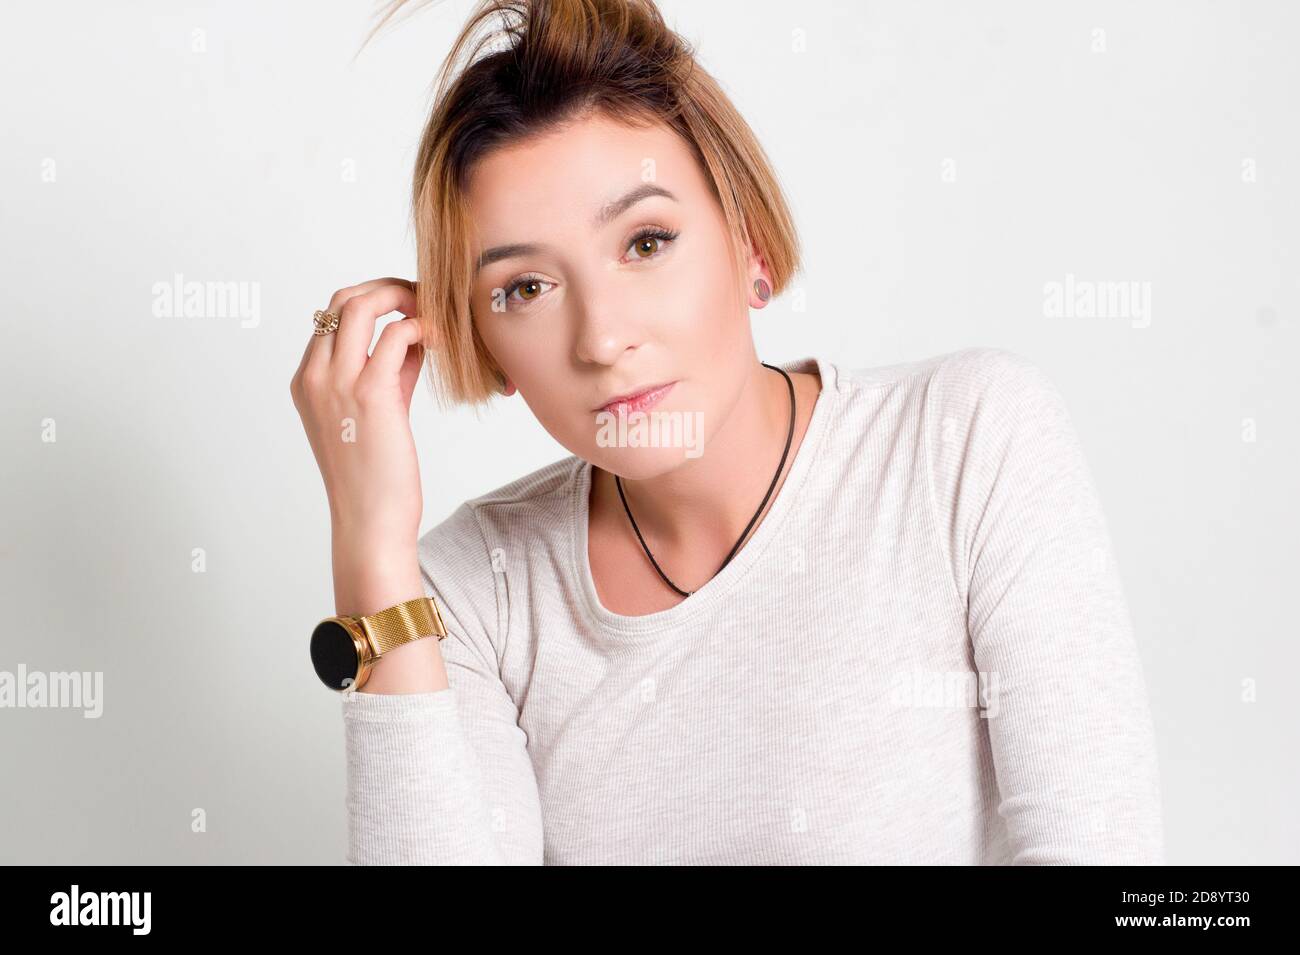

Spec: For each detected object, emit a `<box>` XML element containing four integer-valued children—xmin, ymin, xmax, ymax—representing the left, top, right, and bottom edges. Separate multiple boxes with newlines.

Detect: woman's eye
<box><xmin>626</xmin><ymin>227</ymin><xmax>679</xmax><ymax>261</ymax></box>
<box><xmin>500</xmin><ymin>275</ymin><xmax>552</xmax><ymax>308</ymax></box>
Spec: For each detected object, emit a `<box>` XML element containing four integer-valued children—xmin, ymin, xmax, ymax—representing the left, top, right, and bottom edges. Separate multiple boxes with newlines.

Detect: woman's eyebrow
<box><xmin>476</xmin><ymin>184</ymin><xmax>678</xmax><ymax>274</ymax></box>
<box><xmin>477</xmin><ymin>242</ymin><xmax>543</xmax><ymax>274</ymax></box>
<box><xmin>591</xmin><ymin>183</ymin><xmax>677</xmax><ymax>228</ymax></box>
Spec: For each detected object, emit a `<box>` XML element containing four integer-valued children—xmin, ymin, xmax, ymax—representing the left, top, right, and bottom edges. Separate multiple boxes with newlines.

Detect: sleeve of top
<box><xmin>924</xmin><ymin>347</ymin><xmax>1166</xmax><ymax>864</ymax></box>
<box><xmin>338</xmin><ymin>501</ymin><xmax>544</xmax><ymax>865</ymax></box>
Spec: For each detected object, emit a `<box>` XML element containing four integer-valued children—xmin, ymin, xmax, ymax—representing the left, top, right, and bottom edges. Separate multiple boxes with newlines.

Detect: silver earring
<box><xmin>754</xmin><ymin>278</ymin><xmax>771</xmax><ymax>302</ymax></box>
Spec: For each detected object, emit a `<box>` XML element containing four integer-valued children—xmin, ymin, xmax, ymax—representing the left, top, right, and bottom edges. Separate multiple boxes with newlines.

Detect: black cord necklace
<box><xmin>614</xmin><ymin>361</ymin><xmax>796</xmax><ymax>598</ymax></box>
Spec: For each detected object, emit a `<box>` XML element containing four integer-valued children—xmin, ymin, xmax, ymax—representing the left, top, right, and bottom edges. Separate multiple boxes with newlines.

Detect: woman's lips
<box><xmin>597</xmin><ymin>381</ymin><xmax>676</xmax><ymax>415</ymax></box>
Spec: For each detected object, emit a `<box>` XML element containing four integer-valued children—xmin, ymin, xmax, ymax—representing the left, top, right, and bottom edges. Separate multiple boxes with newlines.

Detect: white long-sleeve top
<box><xmin>339</xmin><ymin>347</ymin><xmax>1166</xmax><ymax>864</ymax></box>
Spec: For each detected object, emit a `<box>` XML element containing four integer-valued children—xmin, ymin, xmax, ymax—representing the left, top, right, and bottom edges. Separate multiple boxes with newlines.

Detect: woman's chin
<box><xmin>585</xmin><ymin>443</ymin><xmax>704</xmax><ymax>480</ymax></box>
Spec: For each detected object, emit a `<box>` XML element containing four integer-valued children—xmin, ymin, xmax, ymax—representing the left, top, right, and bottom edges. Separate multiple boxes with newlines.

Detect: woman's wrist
<box><xmin>330</xmin><ymin>533</ymin><xmax>423</xmax><ymax>618</ymax></box>
<box><xmin>327</xmin><ymin>543</ymin><xmax>446</xmax><ymax>693</ymax></box>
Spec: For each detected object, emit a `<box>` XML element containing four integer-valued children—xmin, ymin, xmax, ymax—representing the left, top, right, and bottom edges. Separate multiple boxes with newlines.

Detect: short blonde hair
<box><xmin>369</xmin><ymin>0</ymin><xmax>802</xmax><ymax>409</ymax></box>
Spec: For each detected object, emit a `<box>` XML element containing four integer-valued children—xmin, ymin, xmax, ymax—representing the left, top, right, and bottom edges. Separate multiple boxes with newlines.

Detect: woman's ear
<box><xmin>748</xmin><ymin>244</ymin><xmax>772</xmax><ymax>308</ymax></box>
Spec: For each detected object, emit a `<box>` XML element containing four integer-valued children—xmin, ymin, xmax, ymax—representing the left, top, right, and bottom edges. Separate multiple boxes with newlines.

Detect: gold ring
<box><xmin>312</xmin><ymin>309</ymin><xmax>341</xmax><ymax>336</ymax></box>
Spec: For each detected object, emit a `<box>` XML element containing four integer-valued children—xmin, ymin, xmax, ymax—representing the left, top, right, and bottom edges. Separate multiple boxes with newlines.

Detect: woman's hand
<box><xmin>290</xmin><ymin>278</ymin><xmax>429</xmax><ymax>617</ymax></box>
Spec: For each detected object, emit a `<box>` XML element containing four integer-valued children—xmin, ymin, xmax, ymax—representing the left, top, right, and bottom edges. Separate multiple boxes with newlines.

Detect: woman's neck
<box><xmin>589</xmin><ymin>361</ymin><xmax>821</xmax><ymax>563</ymax></box>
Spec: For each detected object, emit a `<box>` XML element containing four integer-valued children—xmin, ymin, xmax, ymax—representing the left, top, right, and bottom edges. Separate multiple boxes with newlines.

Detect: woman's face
<box><xmin>466</xmin><ymin>109</ymin><xmax>760</xmax><ymax>478</ymax></box>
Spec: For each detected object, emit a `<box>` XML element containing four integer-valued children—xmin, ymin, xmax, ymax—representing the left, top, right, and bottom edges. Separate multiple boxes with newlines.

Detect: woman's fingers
<box><xmin>331</xmin><ymin>283</ymin><xmax>420</xmax><ymax>383</ymax></box>
<box><xmin>330</xmin><ymin>277</ymin><xmax>414</xmax><ymax>306</ymax></box>
<box><xmin>306</xmin><ymin>277</ymin><xmax>415</xmax><ymax>363</ymax></box>
<box><xmin>292</xmin><ymin>277</ymin><xmax>417</xmax><ymax>400</ymax></box>
<box><xmin>358</xmin><ymin>317</ymin><xmax>426</xmax><ymax>410</ymax></box>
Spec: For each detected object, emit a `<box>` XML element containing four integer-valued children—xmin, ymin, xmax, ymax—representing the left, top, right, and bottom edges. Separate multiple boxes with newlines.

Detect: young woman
<box><xmin>291</xmin><ymin>0</ymin><xmax>1165</xmax><ymax>865</ymax></box>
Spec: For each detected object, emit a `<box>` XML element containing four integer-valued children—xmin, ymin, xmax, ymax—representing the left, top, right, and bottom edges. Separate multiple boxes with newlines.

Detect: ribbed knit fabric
<box><xmin>340</xmin><ymin>347</ymin><xmax>1165</xmax><ymax>865</ymax></box>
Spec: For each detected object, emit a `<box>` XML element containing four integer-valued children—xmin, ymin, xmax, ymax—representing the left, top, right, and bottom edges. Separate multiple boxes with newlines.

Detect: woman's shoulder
<box><xmin>826</xmin><ymin>346</ymin><xmax>1068</xmax><ymax>449</ymax></box>
<box><xmin>412</xmin><ymin>454</ymin><xmax>583</xmax><ymax>647</ymax></box>
<box><xmin>837</xmin><ymin>345</ymin><xmax>1050</xmax><ymax>397</ymax></box>
<box><xmin>847</xmin><ymin>347</ymin><xmax>1102</xmax><ymax>613</ymax></box>
<box><xmin>418</xmin><ymin>453</ymin><xmax>582</xmax><ymax>558</ymax></box>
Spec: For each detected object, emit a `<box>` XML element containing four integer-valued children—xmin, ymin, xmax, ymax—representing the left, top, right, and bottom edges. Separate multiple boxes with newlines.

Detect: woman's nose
<box><xmin>572</xmin><ymin>275</ymin><xmax>645</xmax><ymax>366</ymax></box>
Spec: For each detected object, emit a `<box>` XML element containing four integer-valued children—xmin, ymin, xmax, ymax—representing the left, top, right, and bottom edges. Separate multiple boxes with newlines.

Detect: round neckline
<box><xmin>569</xmin><ymin>355</ymin><xmax>841</xmax><ymax>640</ymax></box>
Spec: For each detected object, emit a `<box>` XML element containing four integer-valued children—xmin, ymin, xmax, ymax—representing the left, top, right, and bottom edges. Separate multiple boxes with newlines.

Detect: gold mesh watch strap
<box><xmin>357</xmin><ymin>596</ymin><xmax>447</xmax><ymax>656</ymax></box>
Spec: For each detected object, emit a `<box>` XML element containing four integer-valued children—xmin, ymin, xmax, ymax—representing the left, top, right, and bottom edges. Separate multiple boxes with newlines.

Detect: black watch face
<box><xmin>310</xmin><ymin>620</ymin><xmax>360</xmax><ymax>690</ymax></box>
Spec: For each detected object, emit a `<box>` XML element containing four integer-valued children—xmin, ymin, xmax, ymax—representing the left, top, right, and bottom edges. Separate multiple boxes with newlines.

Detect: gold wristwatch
<box><xmin>309</xmin><ymin>596</ymin><xmax>447</xmax><ymax>691</ymax></box>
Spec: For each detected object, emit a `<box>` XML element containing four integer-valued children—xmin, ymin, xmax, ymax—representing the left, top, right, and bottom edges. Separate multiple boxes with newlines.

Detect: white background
<box><xmin>1</xmin><ymin>0</ymin><xmax>1295</xmax><ymax>863</ymax></box>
